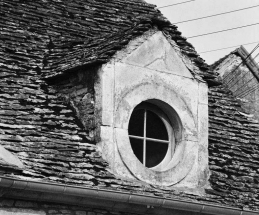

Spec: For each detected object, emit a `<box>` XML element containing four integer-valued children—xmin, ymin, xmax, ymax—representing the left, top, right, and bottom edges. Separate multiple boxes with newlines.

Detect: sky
<box><xmin>144</xmin><ymin>0</ymin><xmax>259</xmax><ymax>65</ymax></box>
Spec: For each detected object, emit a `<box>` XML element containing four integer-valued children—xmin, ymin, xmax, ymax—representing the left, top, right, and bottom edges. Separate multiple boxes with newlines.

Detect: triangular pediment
<box><xmin>119</xmin><ymin>31</ymin><xmax>193</xmax><ymax>79</ymax></box>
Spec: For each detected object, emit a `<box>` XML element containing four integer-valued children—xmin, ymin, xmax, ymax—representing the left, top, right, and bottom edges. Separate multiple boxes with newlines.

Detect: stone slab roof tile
<box><xmin>1</xmin><ymin>0</ymin><xmax>259</xmax><ymax>212</ymax></box>
<box><xmin>208</xmin><ymin>85</ymin><xmax>259</xmax><ymax>209</ymax></box>
<box><xmin>0</xmin><ymin>0</ymin><xmax>204</xmax><ymax>81</ymax></box>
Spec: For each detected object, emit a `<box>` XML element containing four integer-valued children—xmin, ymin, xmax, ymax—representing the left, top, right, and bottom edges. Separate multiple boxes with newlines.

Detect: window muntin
<box><xmin>128</xmin><ymin>102</ymin><xmax>174</xmax><ymax>170</ymax></box>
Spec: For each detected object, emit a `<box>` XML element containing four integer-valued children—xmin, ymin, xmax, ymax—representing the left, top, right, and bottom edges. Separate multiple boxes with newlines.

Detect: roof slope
<box><xmin>209</xmin><ymin>47</ymin><xmax>259</xmax><ymax>210</ymax></box>
<box><xmin>0</xmin><ymin>0</ymin><xmax>206</xmax><ymax>184</ymax></box>
<box><xmin>0</xmin><ymin>0</ymin><xmax>259</xmax><ymax>212</ymax></box>
<box><xmin>208</xmin><ymin>85</ymin><xmax>259</xmax><ymax>210</ymax></box>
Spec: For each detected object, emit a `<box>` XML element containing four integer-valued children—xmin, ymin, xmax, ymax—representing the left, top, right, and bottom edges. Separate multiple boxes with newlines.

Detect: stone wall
<box><xmin>0</xmin><ymin>198</ymin><xmax>122</xmax><ymax>215</ymax></box>
<box><xmin>53</xmin><ymin>67</ymin><xmax>99</xmax><ymax>142</ymax></box>
<box><xmin>214</xmin><ymin>53</ymin><xmax>259</xmax><ymax>120</ymax></box>
<box><xmin>0</xmin><ymin>198</ymin><xmax>201</xmax><ymax>215</ymax></box>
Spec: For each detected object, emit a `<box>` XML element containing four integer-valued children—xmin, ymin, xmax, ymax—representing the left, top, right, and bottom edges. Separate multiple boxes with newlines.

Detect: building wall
<box><xmin>53</xmin><ymin>68</ymin><xmax>98</xmax><ymax>142</ymax></box>
<box><xmin>214</xmin><ymin>53</ymin><xmax>259</xmax><ymax>120</ymax></box>
<box><xmin>0</xmin><ymin>198</ymin><xmax>117</xmax><ymax>215</ymax></box>
<box><xmin>0</xmin><ymin>198</ymin><xmax>203</xmax><ymax>215</ymax></box>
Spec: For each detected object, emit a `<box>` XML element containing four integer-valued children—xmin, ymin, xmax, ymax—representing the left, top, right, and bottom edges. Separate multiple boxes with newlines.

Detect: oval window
<box><xmin>128</xmin><ymin>102</ymin><xmax>175</xmax><ymax>171</ymax></box>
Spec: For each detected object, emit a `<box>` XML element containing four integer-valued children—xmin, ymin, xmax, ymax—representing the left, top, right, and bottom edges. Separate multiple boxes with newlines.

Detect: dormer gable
<box><xmin>119</xmin><ymin>30</ymin><xmax>193</xmax><ymax>79</ymax></box>
<box><xmin>96</xmin><ymin>29</ymin><xmax>209</xmax><ymax>189</ymax></box>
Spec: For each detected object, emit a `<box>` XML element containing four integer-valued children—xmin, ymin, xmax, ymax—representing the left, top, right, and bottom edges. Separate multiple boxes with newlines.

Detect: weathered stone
<box><xmin>0</xmin><ymin>200</ymin><xmax>14</xmax><ymax>207</ymax></box>
<box><xmin>0</xmin><ymin>208</ymin><xmax>45</xmax><ymax>215</ymax></box>
<box><xmin>48</xmin><ymin>210</ymin><xmax>59</xmax><ymax>213</ymax></box>
<box><xmin>76</xmin><ymin>211</ymin><xmax>87</xmax><ymax>215</ymax></box>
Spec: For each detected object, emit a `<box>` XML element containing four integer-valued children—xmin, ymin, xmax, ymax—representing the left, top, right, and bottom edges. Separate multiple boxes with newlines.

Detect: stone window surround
<box><xmin>113</xmin><ymin>82</ymin><xmax>197</xmax><ymax>186</ymax></box>
<box><xmin>97</xmin><ymin>64</ymin><xmax>208</xmax><ymax>187</ymax></box>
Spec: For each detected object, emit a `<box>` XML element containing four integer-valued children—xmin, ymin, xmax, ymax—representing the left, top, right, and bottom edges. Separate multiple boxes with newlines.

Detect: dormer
<box><xmin>96</xmin><ymin>29</ymin><xmax>209</xmax><ymax>189</ymax></box>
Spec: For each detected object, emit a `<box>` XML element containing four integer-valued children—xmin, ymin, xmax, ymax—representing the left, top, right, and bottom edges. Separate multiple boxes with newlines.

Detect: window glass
<box><xmin>128</xmin><ymin>102</ymin><xmax>171</xmax><ymax>169</ymax></box>
<box><xmin>146</xmin><ymin>140</ymin><xmax>168</xmax><ymax>168</ymax></box>
<box><xmin>130</xmin><ymin>138</ymin><xmax>144</xmax><ymax>164</ymax></box>
<box><xmin>146</xmin><ymin>110</ymin><xmax>168</xmax><ymax>140</ymax></box>
<box><xmin>128</xmin><ymin>109</ymin><xmax>144</xmax><ymax>137</ymax></box>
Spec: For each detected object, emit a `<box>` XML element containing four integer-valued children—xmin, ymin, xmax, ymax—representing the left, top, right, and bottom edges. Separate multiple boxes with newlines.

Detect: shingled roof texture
<box><xmin>1</xmin><ymin>0</ymin><xmax>259</xmax><ymax>212</ymax></box>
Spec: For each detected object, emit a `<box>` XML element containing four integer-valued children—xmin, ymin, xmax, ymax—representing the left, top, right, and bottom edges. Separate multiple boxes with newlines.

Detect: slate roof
<box><xmin>1</xmin><ymin>0</ymin><xmax>259</xmax><ymax>212</ymax></box>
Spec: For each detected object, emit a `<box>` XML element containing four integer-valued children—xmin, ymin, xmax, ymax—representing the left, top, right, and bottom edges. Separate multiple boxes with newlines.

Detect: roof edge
<box><xmin>0</xmin><ymin>176</ymin><xmax>257</xmax><ymax>215</ymax></box>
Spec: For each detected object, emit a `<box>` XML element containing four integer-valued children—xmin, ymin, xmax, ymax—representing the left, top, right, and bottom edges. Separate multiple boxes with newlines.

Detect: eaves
<box><xmin>0</xmin><ymin>176</ymin><xmax>257</xmax><ymax>215</ymax></box>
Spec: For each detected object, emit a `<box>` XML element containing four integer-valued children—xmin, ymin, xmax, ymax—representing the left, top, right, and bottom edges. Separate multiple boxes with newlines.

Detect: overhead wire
<box><xmin>227</xmin><ymin>70</ymin><xmax>250</xmax><ymax>90</ymax></box>
<box><xmin>228</xmin><ymin>50</ymin><xmax>259</xmax><ymax>94</ymax></box>
<box><xmin>157</xmin><ymin>1</ymin><xmax>259</xmax><ymax>65</ymax></box>
<box><xmin>157</xmin><ymin>2</ymin><xmax>259</xmax><ymax>56</ymax></box>
<box><xmin>223</xmin><ymin>43</ymin><xmax>259</xmax><ymax>86</ymax></box>
<box><xmin>158</xmin><ymin>0</ymin><xmax>195</xmax><ymax>9</ymax></box>
<box><xmin>169</xmin><ymin>38</ymin><xmax>259</xmax><ymax>67</ymax></box>
<box><xmin>225</xmin><ymin>49</ymin><xmax>259</xmax><ymax>98</ymax></box>
<box><xmin>232</xmin><ymin>75</ymin><xmax>255</xmax><ymax>95</ymax></box>
<box><xmin>223</xmin><ymin>43</ymin><xmax>259</xmax><ymax>84</ymax></box>
<box><xmin>253</xmin><ymin>52</ymin><xmax>259</xmax><ymax>61</ymax></box>
<box><xmin>226</xmin><ymin>43</ymin><xmax>259</xmax><ymax>81</ymax></box>
<box><xmin>187</xmin><ymin>22</ymin><xmax>259</xmax><ymax>39</ymax></box>
<box><xmin>174</xmin><ymin>5</ymin><xmax>259</xmax><ymax>24</ymax></box>
<box><xmin>199</xmin><ymin>41</ymin><xmax>259</xmax><ymax>54</ymax></box>
<box><xmin>235</xmin><ymin>82</ymin><xmax>259</xmax><ymax>98</ymax></box>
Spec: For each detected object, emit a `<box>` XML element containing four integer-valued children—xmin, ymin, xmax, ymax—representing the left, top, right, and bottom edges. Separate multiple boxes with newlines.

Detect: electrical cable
<box><xmin>223</xmin><ymin>43</ymin><xmax>259</xmax><ymax>86</ymax></box>
<box><xmin>223</xmin><ymin>43</ymin><xmax>259</xmax><ymax>83</ymax></box>
<box><xmin>236</xmin><ymin>83</ymin><xmax>259</xmax><ymax>98</ymax></box>
<box><xmin>225</xmin><ymin>44</ymin><xmax>259</xmax><ymax>85</ymax></box>
<box><xmin>226</xmin><ymin>51</ymin><xmax>259</xmax><ymax>89</ymax></box>
<box><xmin>231</xmin><ymin>76</ymin><xmax>255</xmax><ymax>95</ymax></box>
<box><xmin>156</xmin><ymin>2</ymin><xmax>259</xmax><ymax>66</ymax></box>
<box><xmin>227</xmin><ymin>70</ymin><xmax>250</xmax><ymax>91</ymax></box>
<box><xmin>199</xmin><ymin>41</ymin><xmax>259</xmax><ymax>54</ymax></box>
<box><xmin>187</xmin><ymin>22</ymin><xmax>259</xmax><ymax>39</ymax></box>
<box><xmin>174</xmin><ymin>5</ymin><xmax>259</xmax><ymax>24</ymax></box>
<box><xmin>253</xmin><ymin>52</ymin><xmax>259</xmax><ymax>61</ymax></box>
<box><xmin>158</xmin><ymin>0</ymin><xmax>195</xmax><ymax>9</ymax></box>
